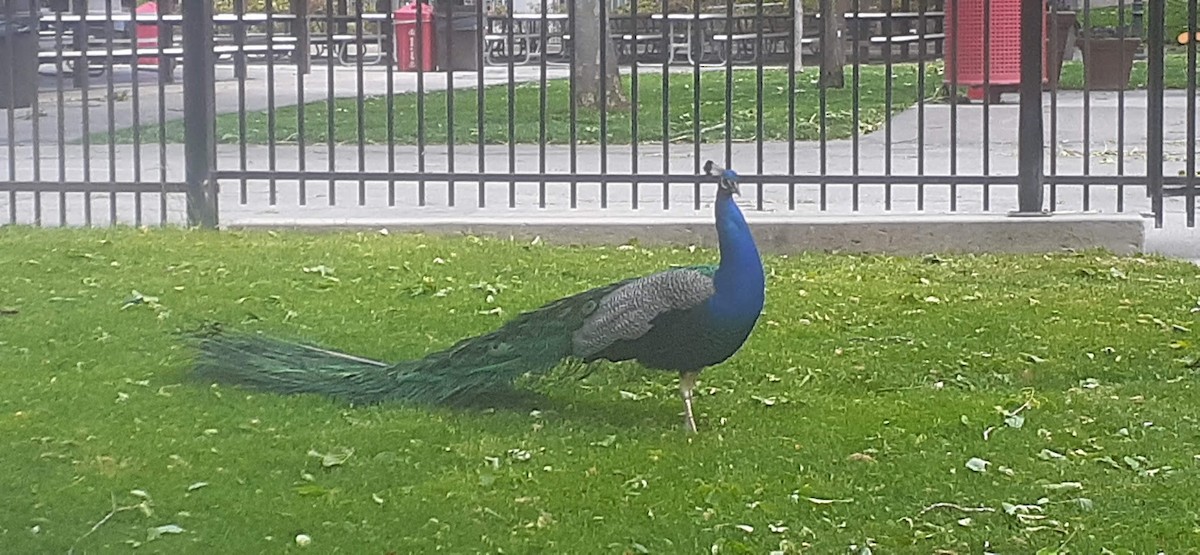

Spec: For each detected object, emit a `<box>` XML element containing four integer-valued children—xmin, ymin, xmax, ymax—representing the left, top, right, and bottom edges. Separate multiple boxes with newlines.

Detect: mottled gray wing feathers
<box><xmin>571</xmin><ymin>269</ymin><xmax>715</xmax><ymax>358</ymax></box>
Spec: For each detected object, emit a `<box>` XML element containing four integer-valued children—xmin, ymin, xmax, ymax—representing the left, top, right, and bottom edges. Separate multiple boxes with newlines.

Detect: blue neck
<box><xmin>708</xmin><ymin>190</ymin><xmax>765</xmax><ymax>326</ymax></box>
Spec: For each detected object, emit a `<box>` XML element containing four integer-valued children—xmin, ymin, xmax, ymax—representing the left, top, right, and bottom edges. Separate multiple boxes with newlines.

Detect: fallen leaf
<box><xmin>1038</xmin><ymin>449</ymin><xmax>1067</xmax><ymax>461</ymax></box>
<box><xmin>965</xmin><ymin>457</ymin><xmax>990</xmax><ymax>472</ymax></box>
<box><xmin>146</xmin><ymin>524</ymin><xmax>184</xmax><ymax>541</ymax></box>
<box><xmin>308</xmin><ymin>448</ymin><xmax>354</xmax><ymax>468</ymax></box>
<box><xmin>1043</xmin><ymin>481</ymin><xmax>1083</xmax><ymax>491</ymax></box>
<box><xmin>186</xmin><ymin>482</ymin><xmax>209</xmax><ymax>492</ymax></box>
<box><xmin>847</xmin><ymin>452</ymin><xmax>876</xmax><ymax>463</ymax></box>
<box><xmin>806</xmin><ymin>497</ymin><xmax>853</xmax><ymax>505</ymax></box>
<box><xmin>1005</xmin><ymin>414</ymin><xmax>1026</xmax><ymax>429</ymax></box>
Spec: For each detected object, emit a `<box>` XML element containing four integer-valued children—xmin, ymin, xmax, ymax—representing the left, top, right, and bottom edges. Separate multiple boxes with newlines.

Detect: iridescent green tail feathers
<box><xmin>187</xmin><ymin>278</ymin><xmax>629</xmax><ymax>406</ymax></box>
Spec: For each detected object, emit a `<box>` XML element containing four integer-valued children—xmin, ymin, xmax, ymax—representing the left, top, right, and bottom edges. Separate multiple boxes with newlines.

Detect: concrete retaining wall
<box><xmin>230</xmin><ymin>213</ymin><xmax>1147</xmax><ymax>256</ymax></box>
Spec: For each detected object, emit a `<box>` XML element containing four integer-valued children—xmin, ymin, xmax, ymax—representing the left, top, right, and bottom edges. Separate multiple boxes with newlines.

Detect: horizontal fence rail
<box><xmin>1</xmin><ymin>0</ymin><xmax>1196</xmax><ymax>230</ymax></box>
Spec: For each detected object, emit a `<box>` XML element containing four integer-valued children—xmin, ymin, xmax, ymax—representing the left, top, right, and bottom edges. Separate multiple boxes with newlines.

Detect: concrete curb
<box><xmin>226</xmin><ymin>213</ymin><xmax>1147</xmax><ymax>256</ymax></box>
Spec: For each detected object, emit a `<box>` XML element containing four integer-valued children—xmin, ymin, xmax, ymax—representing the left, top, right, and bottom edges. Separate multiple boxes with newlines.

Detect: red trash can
<box><xmin>394</xmin><ymin>2</ymin><xmax>435</xmax><ymax>71</ymax></box>
<box><xmin>944</xmin><ymin>0</ymin><xmax>1048</xmax><ymax>101</ymax></box>
<box><xmin>135</xmin><ymin>1</ymin><xmax>160</xmax><ymax>67</ymax></box>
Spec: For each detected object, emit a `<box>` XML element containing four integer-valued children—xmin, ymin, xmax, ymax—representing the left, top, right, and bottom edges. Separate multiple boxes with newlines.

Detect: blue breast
<box><xmin>707</xmin><ymin>189</ymin><xmax>765</xmax><ymax>332</ymax></box>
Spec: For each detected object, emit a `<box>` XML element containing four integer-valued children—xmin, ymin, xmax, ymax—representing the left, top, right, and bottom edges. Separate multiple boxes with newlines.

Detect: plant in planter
<box><xmin>1077</xmin><ymin>25</ymin><xmax>1143</xmax><ymax>91</ymax></box>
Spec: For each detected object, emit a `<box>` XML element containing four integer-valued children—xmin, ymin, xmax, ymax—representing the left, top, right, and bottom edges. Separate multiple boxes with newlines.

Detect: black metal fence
<box><xmin>1</xmin><ymin>0</ymin><xmax>1196</xmax><ymax>229</ymax></box>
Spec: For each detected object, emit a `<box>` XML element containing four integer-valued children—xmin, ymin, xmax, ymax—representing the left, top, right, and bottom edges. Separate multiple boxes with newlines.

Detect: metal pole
<box><xmin>182</xmin><ymin>0</ymin><xmax>217</xmax><ymax>228</ymax></box>
<box><xmin>1016</xmin><ymin>0</ymin><xmax>1046</xmax><ymax>214</ymax></box>
<box><xmin>1145</xmin><ymin>0</ymin><xmax>1165</xmax><ymax>226</ymax></box>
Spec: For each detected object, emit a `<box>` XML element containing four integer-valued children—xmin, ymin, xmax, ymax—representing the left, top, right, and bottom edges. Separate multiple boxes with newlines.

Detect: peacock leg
<box><xmin>680</xmin><ymin>371</ymin><xmax>699</xmax><ymax>433</ymax></box>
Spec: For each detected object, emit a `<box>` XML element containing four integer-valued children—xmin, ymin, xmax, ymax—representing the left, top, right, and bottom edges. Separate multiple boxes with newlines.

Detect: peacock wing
<box><xmin>570</xmin><ymin>265</ymin><xmax>717</xmax><ymax>361</ymax></box>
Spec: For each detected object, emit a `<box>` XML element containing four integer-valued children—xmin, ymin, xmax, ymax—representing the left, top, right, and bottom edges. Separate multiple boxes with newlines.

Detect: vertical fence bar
<box><xmin>29</xmin><ymin>0</ymin><xmax>42</xmax><ymax>226</ymax></box>
<box><xmin>754</xmin><ymin>0</ymin><xmax>764</xmax><ymax>212</ymax></box>
<box><xmin>1116</xmin><ymin>0</ymin><xmax>1126</xmax><ymax>213</ymax></box>
<box><xmin>660</xmin><ymin>0</ymin><xmax>669</xmax><ymax>211</ymax></box>
<box><xmin>947</xmin><ymin>0</ymin><xmax>958</xmax><ymax>213</ymax></box>
<box><xmin>325</xmin><ymin>0</ymin><xmax>339</xmax><ymax>206</ymax></box>
<box><xmin>355</xmin><ymin>0</ymin><xmax>367</xmax><ymax>207</ymax></box>
<box><xmin>538</xmin><ymin>0</ymin><xmax>548</xmax><ymax>209</ymax></box>
<box><xmin>568</xmin><ymin>1</ymin><xmax>578</xmax><ymax>209</ymax></box>
<box><xmin>629</xmin><ymin>0</ymin><xmax>640</xmax><ymax>210</ymax></box>
<box><xmin>599</xmin><ymin>0</ymin><xmax>608</xmax><ymax>209</ymax></box>
<box><xmin>1187</xmin><ymin>0</ymin><xmax>1197</xmax><ymax>226</ymax></box>
<box><xmin>3</xmin><ymin>0</ymin><xmax>14</xmax><ymax>224</ymax></box>
<box><xmin>77</xmin><ymin>0</ymin><xmax>92</xmax><ymax>225</ymax></box>
<box><xmin>266</xmin><ymin>0</ymin><xmax>280</xmax><ymax>206</ymax></box>
<box><xmin>2</xmin><ymin>0</ymin><xmax>14</xmax><ymax>225</ymax></box>
<box><xmin>1146</xmin><ymin>0</ymin><xmax>1164</xmax><ymax>227</ymax></box>
<box><xmin>1049</xmin><ymin>0</ymin><xmax>1059</xmax><ymax>210</ymax></box>
<box><xmin>296</xmin><ymin>0</ymin><xmax>309</xmax><ymax>206</ymax></box>
<box><xmin>1016</xmin><ymin>0</ymin><xmax>1045</xmax><ymax>214</ymax></box>
<box><xmin>722</xmin><ymin>0</ymin><xmax>733</xmax><ymax>168</ymax></box>
<box><xmin>505</xmin><ymin>0</ymin><xmax>515</xmax><ymax>208</ymax></box>
<box><xmin>850</xmin><ymin>0</ymin><xmax>860</xmax><ymax>212</ymax></box>
<box><xmin>53</xmin><ymin>10</ymin><xmax>66</xmax><ymax>225</ymax></box>
<box><xmin>444</xmin><ymin>0</ymin><xmax>457</xmax><ymax>207</ymax></box>
<box><xmin>103</xmin><ymin>0</ymin><xmax>118</xmax><ymax>225</ymax></box>
<box><xmin>129</xmin><ymin>0</ymin><xmax>143</xmax><ymax>226</ymax></box>
<box><xmin>155</xmin><ymin>3</ymin><xmax>169</xmax><ymax>224</ymax></box>
<box><xmin>787</xmin><ymin>0</ymin><xmax>798</xmax><ymax>211</ymax></box>
<box><xmin>691</xmin><ymin>0</ymin><xmax>701</xmax><ymax>210</ymax></box>
<box><xmin>235</xmin><ymin>0</ymin><xmax>249</xmax><ymax>204</ymax></box>
<box><xmin>981</xmin><ymin>0</ymin><xmax>991</xmax><ymax>211</ymax></box>
<box><xmin>475</xmin><ymin>2</ymin><xmax>485</xmax><ymax>209</ymax></box>
<box><xmin>183</xmin><ymin>0</ymin><xmax>217</xmax><ymax>227</ymax></box>
<box><xmin>386</xmin><ymin>5</ymin><xmax>397</xmax><ymax>207</ymax></box>
<box><xmin>915</xmin><ymin>0</ymin><xmax>926</xmax><ymax>211</ymax></box>
<box><xmin>817</xmin><ymin>0</ymin><xmax>828</xmax><ymax>212</ymax></box>
<box><xmin>883</xmin><ymin>0</ymin><xmax>894</xmax><ymax>211</ymax></box>
<box><xmin>1082</xmin><ymin>0</ymin><xmax>1092</xmax><ymax>212</ymax></box>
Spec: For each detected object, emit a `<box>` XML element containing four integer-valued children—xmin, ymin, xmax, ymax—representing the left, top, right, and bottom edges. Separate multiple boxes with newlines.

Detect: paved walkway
<box><xmin>2</xmin><ymin>64</ymin><xmax>1198</xmax><ymax>260</ymax></box>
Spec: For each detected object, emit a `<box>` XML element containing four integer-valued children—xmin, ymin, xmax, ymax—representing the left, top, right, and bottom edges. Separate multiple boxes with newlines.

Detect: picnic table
<box><xmin>37</xmin><ymin>11</ymin><xmax>301</xmax><ymax>87</ymax></box>
<box><xmin>484</xmin><ymin>13</ymin><xmax>569</xmax><ymax>66</ymax></box>
<box><xmin>308</xmin><ymin>12</ymin><xmax>390</xmax><ymax>66</ymax></box>
<box><xmin>477</xmin><ymin>9</ymin><xmax>944</xmax><ymax>67</ymax></box>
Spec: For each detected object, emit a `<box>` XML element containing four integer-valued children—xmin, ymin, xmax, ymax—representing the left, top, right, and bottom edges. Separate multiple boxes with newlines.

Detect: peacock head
<box><xmin>703</xmin><ymin>160</ymin><xmax>740</xmax><ymax>196</ymax></box>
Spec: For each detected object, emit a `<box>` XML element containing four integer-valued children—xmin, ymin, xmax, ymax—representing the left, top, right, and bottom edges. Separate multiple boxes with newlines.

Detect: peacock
<box><xmin>188</xmin><ymin>161</ymin><xmax>765</xmax><ymax>432</ymax></box>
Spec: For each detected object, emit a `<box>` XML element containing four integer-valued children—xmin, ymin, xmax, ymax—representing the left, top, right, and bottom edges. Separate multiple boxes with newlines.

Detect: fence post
<box><xmin>1015</xmin><ymin>0</ymin><xmax>1046</xmax><ymax>214</ymax></box>
<box><xmin>1145</xmin><ymin>0</ymin><xmax>1165</xmax><ymax>227</ymax></box>
<box><xmin>182</xmin><ymin>0</ymin><xmax>218</xmax><ymax>228</ymax></box>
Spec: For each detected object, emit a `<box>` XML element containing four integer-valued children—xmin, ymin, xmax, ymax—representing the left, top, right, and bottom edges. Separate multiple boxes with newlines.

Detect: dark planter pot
<box><xmin>1045</xmin><ymin>11</ymin><xmax>1077</xmax><ymax>90</ymax></box>
<box><xmin>1078</xmin><ymin>37</ymin><xmax>1142</xmax><ymax>91</ymax></box>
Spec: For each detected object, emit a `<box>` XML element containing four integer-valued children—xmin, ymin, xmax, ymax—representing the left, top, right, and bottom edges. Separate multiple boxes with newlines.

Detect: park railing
<box><xmin>1</xmin><ymin>0</ymin><xmax>1195</xmax><ymax>230</ymax></box>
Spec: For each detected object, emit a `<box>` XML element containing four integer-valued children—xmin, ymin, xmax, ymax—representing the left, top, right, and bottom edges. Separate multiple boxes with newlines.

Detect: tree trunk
<box><xmin>793</xmin><ymin>0</ymin><xmax>804</xmax><ymax>70</ymax></box>
<box><xmin>819</xmin><ymin>0</ymin><xmax>845</xmax><ymax>88</ymax></box>
<box><xmin>572</xmin><ymin>0</ymin><xmax>628</xmax><ymax>109</ymax></box>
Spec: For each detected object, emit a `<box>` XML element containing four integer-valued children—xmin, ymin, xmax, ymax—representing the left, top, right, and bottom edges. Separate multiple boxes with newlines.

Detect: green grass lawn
<box><xmin>3</xmin><ymin>227</ymin><xmax>1200</xmax><ymax>553</ymax></box>
<box><xmin>123</xmin><ymin>64</ymin><xmax>945</xmax><ymax>146</ymax></box>
<box><xmin>115</xmin><ymin>53</ymin><xmax>1196</xmax><ymax>148</ymax></box>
